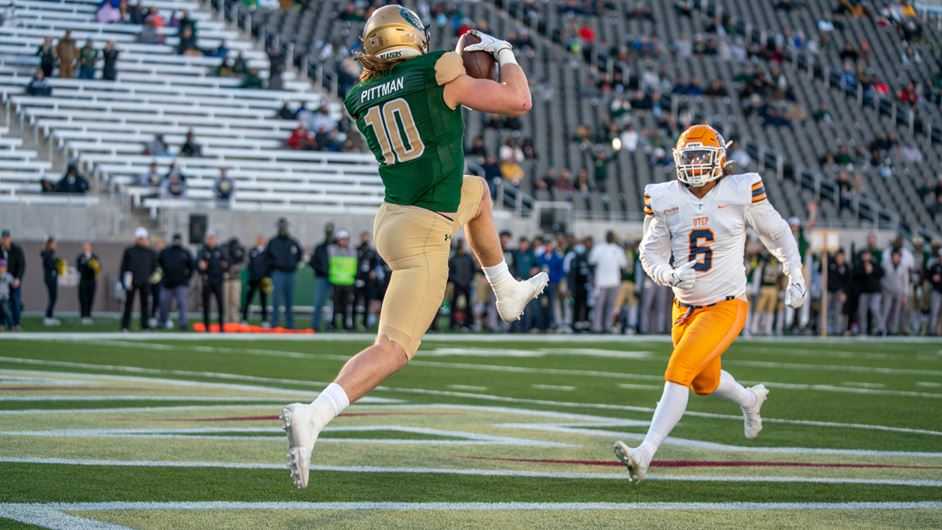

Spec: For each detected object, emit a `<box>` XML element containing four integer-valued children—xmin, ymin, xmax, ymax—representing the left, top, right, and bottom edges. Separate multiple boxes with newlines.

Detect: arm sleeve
<box><xmin>745</xmin><ymin>199</ymin><xmax>802</xmax><ymax>278</ymax></box>
<box><xmin>639</xmin><ymin>213</ymin><xmax>675</xmax><ymax>287</ymax></box>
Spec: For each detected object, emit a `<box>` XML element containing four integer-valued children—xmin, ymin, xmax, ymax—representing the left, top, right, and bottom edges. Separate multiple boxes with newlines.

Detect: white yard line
<box><xmin>532</xmin><ymin>384</ymin><xmax>576</xmax><ymax>392</ymax></box>
<box><xmin>917</xmin><ymin>381</ymin><xmax>942</xmax><ymax>388</ymax></box>
<box><xmin>1</xmin><ymin>457</ymin><xmax>941</xmax><ymax>487</ymax></box>
<box><xmin>1</xmin><ymin>357</ymin><xmax>938</xmax><ymax>437</ymax></box>
<box><xmin>447</xmin><ymin>384</ymin><xmax>488</xmax><ymax>392</ymax></box>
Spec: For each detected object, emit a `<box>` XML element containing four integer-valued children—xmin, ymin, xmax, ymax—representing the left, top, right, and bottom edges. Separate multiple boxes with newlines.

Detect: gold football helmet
<box><xmin>361</xmin><ymin>5</ymin><xmax>429</xmax><ymax>60</ymax></box>
<box><xmin>673</xmin><ymin>124</ymin><xmax>733</xmax><ymax>187</ymax></box>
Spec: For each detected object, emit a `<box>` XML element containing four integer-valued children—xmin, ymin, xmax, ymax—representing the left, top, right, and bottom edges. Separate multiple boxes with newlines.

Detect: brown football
<box><xmin>457</xmin><ymin>31</ymin><xmax>497</xmax><ymax>80</ymax></box>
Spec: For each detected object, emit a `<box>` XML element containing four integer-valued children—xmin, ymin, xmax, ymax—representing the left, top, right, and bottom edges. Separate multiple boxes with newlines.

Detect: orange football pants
<box><xmin>666</xmin><ymin>298</ymin><xmax>749</xmax><ymax>395</ymax></box>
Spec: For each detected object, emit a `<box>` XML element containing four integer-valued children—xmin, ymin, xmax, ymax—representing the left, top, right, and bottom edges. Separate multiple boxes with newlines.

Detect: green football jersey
<box><xmin>344</xmin><ymin>50</ymin><xmax>466</xmax><ymax>213</ymax></box>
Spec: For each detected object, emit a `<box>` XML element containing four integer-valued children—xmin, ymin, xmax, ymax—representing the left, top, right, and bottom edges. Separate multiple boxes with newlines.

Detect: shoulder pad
<box><xmin>434</xmin><ymin>51</ymin><xmax>465</xmax><ymax>86</ymax></box>
<box><xmin>643</xmin><ymin>181</ymin><xmax>676</xmax><ymax>217</ymax></box>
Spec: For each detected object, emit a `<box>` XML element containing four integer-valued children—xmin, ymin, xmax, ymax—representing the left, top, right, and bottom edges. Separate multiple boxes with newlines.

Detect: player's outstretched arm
<box><xmin>746</xmin><ymin>196</ymin><xmax>805</xmax><ymax>307</ymax></box>
<box><xmin>443</xmin><ymin>32</ymin><xmax>532</xmax><ymax>116</ymax></box>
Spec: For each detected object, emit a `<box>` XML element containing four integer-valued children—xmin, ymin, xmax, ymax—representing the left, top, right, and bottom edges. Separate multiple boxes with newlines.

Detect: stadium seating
<box><xmin>0</xmin><ymin>0</ymin><xmax>383</xmax><ymax>216</ymax></box>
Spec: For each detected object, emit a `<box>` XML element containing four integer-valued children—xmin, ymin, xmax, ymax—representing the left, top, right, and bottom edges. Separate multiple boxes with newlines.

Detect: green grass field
<box><xmin>0</xmin><ymin>333</ymin><xmax>940</xmax><ymax>529</ymax></box>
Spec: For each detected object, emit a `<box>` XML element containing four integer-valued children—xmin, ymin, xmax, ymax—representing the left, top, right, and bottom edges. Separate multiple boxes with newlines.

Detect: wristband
<box><xmin>497</xmin><ymin>48</ymin><xmax>518</xmax><ymax>67</ymax></box>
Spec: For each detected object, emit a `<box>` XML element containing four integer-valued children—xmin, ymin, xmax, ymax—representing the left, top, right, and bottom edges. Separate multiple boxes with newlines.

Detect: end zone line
<box><xmin>0</xmin><ymin>457</ymin><xmax>940</xmax><ymax>487</ymax></box>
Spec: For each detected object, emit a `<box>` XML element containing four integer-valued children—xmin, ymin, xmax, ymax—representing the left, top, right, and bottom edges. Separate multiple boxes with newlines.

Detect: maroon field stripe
<box><xmin>466</xmin><ymin>456</ymin><xmax>942</xmax><ymax>470</ymax></box>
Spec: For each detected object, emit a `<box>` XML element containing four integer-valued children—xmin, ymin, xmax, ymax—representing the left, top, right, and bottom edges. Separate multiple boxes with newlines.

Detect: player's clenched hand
<box><xmin>669</xmin><ymin>259</ymin><xmax>698</xmax><ymax>290</ymax></box>
<box><xmin>462</xmin><ymin>30</ymin><xmax>512</xmax><ymax>60</ymax></box>
<box><xmin>784</xmin><ymin>268</ymin><xmax>806</xmax><ymax>308</ymax></box>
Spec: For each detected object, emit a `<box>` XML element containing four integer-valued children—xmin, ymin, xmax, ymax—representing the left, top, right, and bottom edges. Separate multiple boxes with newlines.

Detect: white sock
<box><xmin>713</xmin><ymin>370</ymin><xmax>757</xmax><ymax>409</ymax></box>
<box><xmin>637</xmin><ymin>382</ymin><xmax>689</xmax><ymax>464</ymax></box>
<box><xmin>482</xmin><ymin>260</ymin><xmax>515</xmax><ymax>292</ymax></box>
<box><xmin>309</xmin><ymin>382</ymin><xmax>349</xmax><ymax>429</ymax></box>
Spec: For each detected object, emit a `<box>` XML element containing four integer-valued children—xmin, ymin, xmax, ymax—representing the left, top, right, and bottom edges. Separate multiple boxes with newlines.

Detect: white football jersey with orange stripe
<box><xmin>639</xmin><ymin>172</ymin><xmax>801</xmax><ymax>306</ymax></box>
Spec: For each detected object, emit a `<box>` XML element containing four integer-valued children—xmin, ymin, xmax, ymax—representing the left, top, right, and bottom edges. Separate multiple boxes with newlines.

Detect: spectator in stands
<box><xmin>128</xmin><ymin>0</ymin><xmax>145</xmax><ymax>24</ymax></box>
<box><xmin>267</xmin><ymin>37</ymin><xmax>286</xmax><ymax>90</ymax></box>
<box><xmin>177</xmin><ymin>26</ymin><xmax>200</xmax><ymax>56</ymax></box>
<box><xmin>55</xmin><ymin>30</ymin><xmax>78</xmax><ymax>79</ymax></box>
<box><xmin>328</xmin><ymin>230</ymin><xmax>356</xmax><ymax>331</ymax></box>
<box><xmin>120</xmin><ymin>227</ymin><xmax>158</xmax><ymax>331</ymax></box>
<box><xmin>139</xmin><ymin>14</ymin><xmax>164</xmax><ymax>44</ymax></box>
<box><xmin>162</xmin><ymin>168</ymin><xmax>186</xmax><ymax>198</ymax></box>
<box><xmin>309</xmin><ymin>223</ymin><xmax>333</xmax><ymax>331</ymax></box>
<box><xmin>36</xmin><ymin>37</ymin><xmax>56</xmax><ymax>78</ymax></box>
<box><xmin>481</xmin><ymin>155</ymin><xmax>501</xmax><ymax>186</ymax></box>
<box><xmin>40</xmin><ymin>237</ymin><xmax>60</xmax><ymax>326</ymax></box>
<box><xmin>0</xmin><ymin>230</ymin><xmax>24</xmax><ymax>331</ymax></box>
<box><xmin>157</xmin><ymin>233</ymin><xmax>194</xmax><ymax>330</ymax></box>
<box><xmin>54</xmin><ymin>163</ymin><xmax>90</xmax><ymax>194</ymax></box>
<box><xmin>75</xmin><ymin>242</ymin><xmax>100</xmax><ymax>324</ymax></box>
<box><xmin>448</xmin><ymin>238</ymin><xmax>476</xmax><ymax>331</ymax></box>
<box><xmin>221</xmin><ymin>237</ymin><xmax>244</xmax><ymax>325</ymax></box>
<box><xmin>587</xmin><ymin>146</ymin><xmax>616</xmax><ymax>193</ymax></box>
<box><xmin>97</xmin><ymin>0</ymin><xmax>121</xmax><ymax>23</ymax></box>
<box><xmin>287</xmin><ymin>123</ymin><xmax>315</xmax><ymax>150</ymax></box>
<box><xmin>239</xmin><ymin>68</ymin><xmax>264</xmax><ymax>89</ymax></box>
<box><xmin>212</xmin><ymin>57</ymin><xmax>236</xmax><ymax>77</ymax></box>
<box><xmin>102</xmin><ymin>40</ymin><xmax>119</xmax><ymax>81</ymax></box>
<box><xmin>896</xmin><ymin>81</ymin><xmax>919</xmax><ymax>106</ymax></box>
<box><xmin>233</xmin><ymin>52</ymin><xmax>249</xmax><ymax>76</ymax></box>
<box><xmin>275</xmin><ymin>102</ymin><xmax>294</xmax><ymax>120</ymax></box>
<box><xmin>78</xmin><ymin>39</ymin><xmax>98</xmax><ymax>80</ymax></box>
<box><xmin>174</xmin><ymin>9</ymin><xmax>198</xmax><ymax>40</ymax></box>
<box><xmin>26</xmin><ymin>69</ymin><xmax>53</xmax><ymax>97</ymax></box>
<box><xmin>467</xmin><ymin>135</ymin><xmax>487</xmax><ymax>157</ymax></box>
<box><xmin>0</xmin><ymin>259</ymin><xmax>11</xmax><ymax>330</ymax></box>
<box><xmin>242</xmin><ymin>235</ymin><xmax>270</xmax><ymax>325</ymax></box>
<box><xmin>207</xmin><ymin>39</ymin><xmax>229</xmax><ymax>59</ymax></box>
<box><xmin>179</xmin><ymin>129</ymin><xmax>202</xmax><ymax>157</ymax></box>
<box><xmin>144</xmin><ymin>134</ymin><xmax>169</xmax><ymax>157</ymax></box>
<box><xmin>575</xmin><ymin>169</ymin><xmax>591</xmax><ymax>193</ymax></box>
<box><xmin>266</xmin><ymin>218</ymin><xmax>303</xmax><ymax>328</ymax></box>
<box><xmin>197</xmin><ymin>231</ymin><xmax>227</xmax><ymax>333</ymax></box>
<box><xmin>214</xmin><ymin>168</ymin><xmax>235</xmax><ymax>204</ymax></box>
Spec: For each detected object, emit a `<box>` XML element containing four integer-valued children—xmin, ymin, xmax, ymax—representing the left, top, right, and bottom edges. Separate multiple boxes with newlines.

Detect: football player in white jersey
<box><xmin>613</xmin><ymin>124</ymin><xmax>806</xmax><ymax>481</ymax></box>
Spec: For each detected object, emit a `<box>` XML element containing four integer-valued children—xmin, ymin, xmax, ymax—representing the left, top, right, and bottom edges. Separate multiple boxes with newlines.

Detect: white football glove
<box><xmin>668</xmin><ymin>259</ymin><xmax>698</xmax><ymax>290</ymax></box>
<box><xmin>784</xmin><ymin>267</ymin><xmax>807</xmax><ymax>309</ymax></box>
<box><xmin>462</xmin><ymin>30</ymin><xmax>513</xmax><ymax>61</ymax></box>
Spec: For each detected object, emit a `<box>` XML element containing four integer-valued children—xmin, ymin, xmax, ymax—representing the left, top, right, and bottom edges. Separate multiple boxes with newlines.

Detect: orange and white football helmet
<box><xmin>672</xmin><ymin>124</ymin><xmax>733</xmax><ymax>187</ymax></box>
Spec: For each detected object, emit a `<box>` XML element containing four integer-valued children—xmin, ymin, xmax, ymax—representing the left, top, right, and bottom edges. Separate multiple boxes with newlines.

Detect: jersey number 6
<box><xmin>688</xmin><ymin>229</ymin><xmax>714</xmax><ymax>272</ymax></box>
<box><xmin>363</xmin><ymin>97</ymin><xmax>426</xmax><ymax>165</ymax></box>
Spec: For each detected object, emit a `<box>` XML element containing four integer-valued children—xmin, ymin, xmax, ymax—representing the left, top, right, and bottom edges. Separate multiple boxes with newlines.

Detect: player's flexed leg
<box><xmin>613</xmin><ymin>124</ymin><xmax>806</xmax><ymax>481</ymax></box>
<box><xmin>281</xmin><ymin>6</ymin><xmax>547</xmax><ymax>489</ymax></box>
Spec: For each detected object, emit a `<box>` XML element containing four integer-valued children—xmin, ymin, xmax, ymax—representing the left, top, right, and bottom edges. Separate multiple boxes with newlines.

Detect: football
<box><xmin>457</xmin><ymin>31</ymin><xmax>497</xmax><ymax>80</ymax></box>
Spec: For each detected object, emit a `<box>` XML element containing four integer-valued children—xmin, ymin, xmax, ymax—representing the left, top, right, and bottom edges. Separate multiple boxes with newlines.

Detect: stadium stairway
<box><xmin>0</xmin><ymin>0</ymin><xmax>389</xmax><ymax>222</ymax></box>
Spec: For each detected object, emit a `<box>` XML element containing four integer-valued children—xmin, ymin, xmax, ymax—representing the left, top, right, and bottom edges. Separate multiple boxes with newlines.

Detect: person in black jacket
<box><xmin>567</xmin><ymin>238</ymin><xmax>593</xmax><ymax>333</ymax></box>
<box><xmin>0</xmin><ymin>230</ymin><xmax>25</xmax><ymax>330</ymax></box>
<box><xmin>120</xmin><ymin>227</ymin><xmax>158</xmax><ymax>331</ymax></box>
<box><xmin>309</xmin><ymin>223</ymin><xmax>333</xmax><ymax>330</ymax></box>
<box><xmin>266</xmin><ymin>218</ymin><xmax>303</xmax><ymax>328</ymax></box>
<box><xmin>40</xmin><ymin>237</ymin><xmax>60</xmax><ymax>326</ymax></box>
<box><xmin>158</xmin><ymin>233</ymin><xmax>194</xmax><ymax>330</ymax></box>
<box><xmin>242</xmin><ymin>235</ymin><xmax>270</xmax><ymax>324</ymax></box>
<box><xmin>854</xmin><ymin>249</ymin><xmax>884</xmax><ymax>335</ymax></box>
<box><xmin>54</xmin><ymin>163</ymin><xmax>90</xmax><ymax>194</ymax></box>
<box><xmin>826</xmin><ymin>248</ymin><xmax>851</xmax><ymax>335</ymax></box>
<box><xmin>197</xmin><ymin>232</ymin><xmax>228</xmax><ymax>332</ymax></box>
<box><xmin>75</xmin><ymin>241</ymin><xmax>100</xmax><ymax>324</ymax></box>
<box><xmin>448</xmin><ymin>238</ymin><xmax>476</xmax><ymax>331</ymax></box>
<box><xmin>223</xmin><ymin>237</ymin><xmax>245</xmax><ymax>324</ymax></box>
<box><xmin>354</xmin><ymin>230</ymin><xmax>380</xmax><ymax>330</ymax></box>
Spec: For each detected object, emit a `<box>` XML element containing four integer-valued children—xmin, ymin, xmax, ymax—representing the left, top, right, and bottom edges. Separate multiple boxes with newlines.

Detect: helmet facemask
<box><xmin>673</xmin><ymin>141</ymin><xmax>731</xmax><ymax>188</ymax></box>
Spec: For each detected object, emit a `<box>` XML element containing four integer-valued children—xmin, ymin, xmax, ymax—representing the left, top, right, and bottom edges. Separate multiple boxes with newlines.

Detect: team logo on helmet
<box><xmin>399</xmin><ymin>7</ymin><xmax>423</xmax><ymax>30</ymax></box>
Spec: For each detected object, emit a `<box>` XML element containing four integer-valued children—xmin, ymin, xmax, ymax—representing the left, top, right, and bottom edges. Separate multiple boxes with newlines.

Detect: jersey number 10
<box><xmin>363</xmin><ymin>97</ymin><xmax>426</xmax><ymax>165</ymax></box>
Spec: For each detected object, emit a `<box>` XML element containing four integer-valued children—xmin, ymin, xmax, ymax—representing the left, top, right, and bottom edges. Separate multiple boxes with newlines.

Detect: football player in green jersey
<box><xmin>281</xmin><ymin>5</ymin><xmax>548</xmax><ymax>489</ymax></box>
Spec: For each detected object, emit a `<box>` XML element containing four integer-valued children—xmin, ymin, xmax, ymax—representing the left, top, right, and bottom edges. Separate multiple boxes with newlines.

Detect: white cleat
<box><xmin>742</xmin><ymin>384</ymin><xmax>769</xmax><ymax>440</ymax></box>
<box><xmin>613</xmin><ymin>441</ymin><xmax>649</xmax><ymax>482</ymax></box>
<box><xmin>280</xmin><ymin>403</ymin><xmax>320</xmax><ymax>489</ymax></box>
<box><xmin>495</xmin><ymin>272</ymin><xmax>549</xmax><ymax>322</ymax></box>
